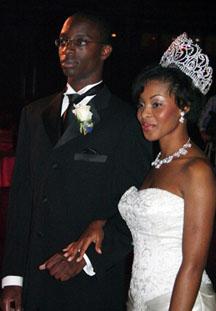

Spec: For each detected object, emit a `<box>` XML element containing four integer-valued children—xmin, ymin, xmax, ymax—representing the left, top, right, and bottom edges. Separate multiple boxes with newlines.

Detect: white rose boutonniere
<box><xmin>72</xmin><ymin>102</ymin><xmax>93</xmax><ymax>135</ymax></box>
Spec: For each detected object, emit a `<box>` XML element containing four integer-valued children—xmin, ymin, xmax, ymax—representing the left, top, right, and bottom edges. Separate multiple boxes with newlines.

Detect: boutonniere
<box><xmin>72</xmin><ymin>102</ymin><xmax>94</xmax><ymax>135</ymax></box>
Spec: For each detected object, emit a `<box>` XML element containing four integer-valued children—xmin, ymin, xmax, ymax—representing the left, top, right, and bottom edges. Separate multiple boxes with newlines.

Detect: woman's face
<box><xmin>137</xmin><ymin>79</ymin><xmax>182</xmax><ymax>141</ymax></box>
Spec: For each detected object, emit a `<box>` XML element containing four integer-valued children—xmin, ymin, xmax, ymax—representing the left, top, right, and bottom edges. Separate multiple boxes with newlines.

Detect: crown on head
<box><xmin>160</xmin><ymin>33</ymin><xmax>213</xmax><ymax>95</ymax></box>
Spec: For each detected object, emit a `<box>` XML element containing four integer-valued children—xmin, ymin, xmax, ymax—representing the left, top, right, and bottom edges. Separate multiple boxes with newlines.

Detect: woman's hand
<box><xmin>63</xmin><ymin>220</ymin><xmax>106</xmax><ymax>262</ymax></box>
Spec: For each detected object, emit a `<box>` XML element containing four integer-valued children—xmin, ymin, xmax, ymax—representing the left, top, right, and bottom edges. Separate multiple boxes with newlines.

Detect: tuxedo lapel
<box><xmin>45</xmin><ymin>85</ymin><xmax>112</xmax><ymax>149</ymax></box>
<box><xmin>42</xmin><ymin>93</ymin><xmax>63</xmax><ymax>146</ymax></box>
<box><xmin>55</xmin><ymin>113</ymin><xmax>80</xmax><ymax>148</ymax></box>
<box><xmin>91</xmin><ymin>85</ymin><xmax>111</xmax><ymax>115</ymax></box>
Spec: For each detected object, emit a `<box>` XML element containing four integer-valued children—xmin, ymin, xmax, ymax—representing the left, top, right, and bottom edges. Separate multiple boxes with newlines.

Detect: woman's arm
<box><xmin>169</xmin><ymin>159</ymin><xmax>216</xmax><ymax>310</ymax></box>
<box><xmin>63</xmin><ymin>220</ymin><xmax>106</xmax><ymax>262</ymax></box>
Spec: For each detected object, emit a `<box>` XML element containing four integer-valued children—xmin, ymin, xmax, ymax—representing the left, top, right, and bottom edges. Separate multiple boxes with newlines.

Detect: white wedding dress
<box><xmin>118</xmin><ymin>186</ymin><xmax>216</xmax><ymax>310</ymax></box>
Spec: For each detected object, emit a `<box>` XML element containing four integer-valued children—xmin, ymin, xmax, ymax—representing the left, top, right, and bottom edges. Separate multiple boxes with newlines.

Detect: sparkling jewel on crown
<box><xmin>160</xmin><ymin>33</ymin><xmax>213</xmax><ymax>95</ymax></box>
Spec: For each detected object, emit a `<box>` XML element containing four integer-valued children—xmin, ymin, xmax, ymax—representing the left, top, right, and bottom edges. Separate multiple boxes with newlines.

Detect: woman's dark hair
<box><xmin>132</xmin><ymin>64</ymin><xmax>204</xmax><ymax>121</ymax></box>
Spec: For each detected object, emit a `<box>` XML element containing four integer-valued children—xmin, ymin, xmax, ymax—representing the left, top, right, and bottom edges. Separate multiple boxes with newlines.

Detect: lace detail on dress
<box><xmin>118</xmin><ymin>187</ymin><xmax>212</xmax><ymax>311</ymax></box>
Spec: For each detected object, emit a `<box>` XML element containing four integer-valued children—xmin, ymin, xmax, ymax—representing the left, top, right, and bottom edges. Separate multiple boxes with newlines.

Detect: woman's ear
<box><xmin>179</xmin><ymin>106</ymin><xmax>190</xmax><ymax>124</ymax></box>
<box><xmin>183</xmin><ymin>105</ymin><xmax>190</xmax><ymax>113</ymax></box>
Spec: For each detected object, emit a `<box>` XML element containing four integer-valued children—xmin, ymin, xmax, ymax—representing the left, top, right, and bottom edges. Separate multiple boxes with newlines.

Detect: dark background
<box><xmin>1</xmin><ymin>0</ymin><xmax>216</xmax><ymax>288</ymax></box>
<box><xmin>0</xmin><ymin>0</ymin><xmax>216</xmax><ymax>118</ymax></box>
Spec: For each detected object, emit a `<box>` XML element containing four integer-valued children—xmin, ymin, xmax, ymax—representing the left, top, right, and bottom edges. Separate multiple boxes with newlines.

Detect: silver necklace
<box><xmin>151</xmin><ymin>138</ymin><xmax>192</xmax><ymax>169</ymax></box>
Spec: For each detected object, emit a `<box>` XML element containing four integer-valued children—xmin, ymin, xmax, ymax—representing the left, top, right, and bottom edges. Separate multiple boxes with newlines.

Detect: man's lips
<box><xmin>141</xmin><ymin>122</ymin><xmax>156</xmax><ymax>131</ymax></box>
<box><xmin>61</xmin><ymin>59</ymin><xmax>78</xmax><ymax>68</ymax></box>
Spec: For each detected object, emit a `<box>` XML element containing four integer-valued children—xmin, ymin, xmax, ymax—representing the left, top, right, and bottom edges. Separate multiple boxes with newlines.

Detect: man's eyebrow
<box><xmin>60</xmin><ymin>32</ymin><xmax>93</xmax><ymax>38</ymax></box>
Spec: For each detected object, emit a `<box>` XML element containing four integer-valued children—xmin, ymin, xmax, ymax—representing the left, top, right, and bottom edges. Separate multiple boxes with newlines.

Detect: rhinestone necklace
<box><xmin>151</xmin><ymin>138</ymin><xmax>192</xmax><ymax>169</ymax></box>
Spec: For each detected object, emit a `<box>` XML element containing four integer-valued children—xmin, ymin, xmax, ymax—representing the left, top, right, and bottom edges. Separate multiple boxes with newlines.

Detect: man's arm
<box><xmin>37</xmin><ymin>110</ymin><xmax>151</xmax><ymax>281</ymax></box>
<box><xmin>86</xmin><ymin>113</ymin><xmax>152</xmax><ymax>278</ymax></box>
<box><xmin>1</xmin><ymin>107</ymin><xmax>32</xmax><ymax>309</ymax></box>
<box><xmin>2</xmin><ymin>107</ymin><xmax>32</xmax><ymax>278</ymax></box>
<box><xmin>199</xmin><ymin>96</ymin><xmax>215</xmax><ymax>132</ymax></box>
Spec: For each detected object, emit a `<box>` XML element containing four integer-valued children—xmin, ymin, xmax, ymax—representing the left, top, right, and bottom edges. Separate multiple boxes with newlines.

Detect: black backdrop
<box><xmin>0</xmin><ymin>0</ymin><xmax>216</xmax><ymax>115</ymax></box>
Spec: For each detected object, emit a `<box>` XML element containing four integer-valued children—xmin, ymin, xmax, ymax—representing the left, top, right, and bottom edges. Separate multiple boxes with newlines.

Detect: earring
<box><xmin>179</xmin><ymin>111</ymin><xmax>185</xmax><ymax>124</ymax></box>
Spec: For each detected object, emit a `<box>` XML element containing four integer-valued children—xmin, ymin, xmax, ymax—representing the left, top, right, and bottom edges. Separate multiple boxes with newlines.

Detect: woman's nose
<box><xmin>140</xmin><ymin>105</ymin><xmax>152</xmax><ymax>118</ymax></box>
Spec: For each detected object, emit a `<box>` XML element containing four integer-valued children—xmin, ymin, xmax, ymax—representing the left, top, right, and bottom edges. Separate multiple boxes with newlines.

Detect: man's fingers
<box><xmin>2</xmin><ymin>298</ymin><xmax>21</xmax><ymax>311</ymax></box>
<box><xmin>4</xmin><ymin>300</ymin><xmax>11</xmax><ymax>311</ymax></box>
<box><xmin>48</xmin><ymin>261</ymin><xmax>66</xmax><ymax>278</ymax></box>
<box><xmin>39</xmin><ymin>253</ymin><xmax>63</xmax><ymax>270</ymax></box>
<box><xmin>15</xmin><ymin>300</ymin><xmax>22</xmax><ymax>311</ymax></box>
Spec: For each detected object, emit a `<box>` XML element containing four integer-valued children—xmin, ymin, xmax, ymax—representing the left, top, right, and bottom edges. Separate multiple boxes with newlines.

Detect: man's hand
<box><xmin>1</xmin><ymin>286</ymin><xmax>22</xmax><ymax>311</ymax></box>
<box><xmin>39</xmin><ymin>252</ymin><xmax>86</xmax><ymax>281</ymax></box>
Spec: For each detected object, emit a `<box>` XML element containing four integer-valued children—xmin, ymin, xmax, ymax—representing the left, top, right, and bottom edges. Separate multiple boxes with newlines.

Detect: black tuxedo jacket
<box><xmin>2</xmin><ymin>85</ymin><xmax>152</xmax><ymax>310</ymax></box>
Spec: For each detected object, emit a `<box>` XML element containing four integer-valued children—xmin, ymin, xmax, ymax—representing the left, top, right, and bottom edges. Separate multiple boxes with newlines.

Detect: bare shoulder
<box><xmin>180</xmin><ymin>153</ymin><xmax>216</xmax><ymax>221</ymax></box>
<box><xmin>182</xmin><ymin>154</ymin><xmax>216</xmax><ymax>192</ymax></box>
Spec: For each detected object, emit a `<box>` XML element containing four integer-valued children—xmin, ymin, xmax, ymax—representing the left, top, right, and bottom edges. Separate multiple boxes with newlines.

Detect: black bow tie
<box><xmin>62</xmin><ymin>82</ymin><xmax>104</xmax><ymax>133</ymax></box>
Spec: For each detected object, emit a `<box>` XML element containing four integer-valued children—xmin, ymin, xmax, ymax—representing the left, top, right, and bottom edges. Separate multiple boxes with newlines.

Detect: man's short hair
<box><xmin>72</xmin><ymin>11</ymin><xmax>112</xmax><ymax>45</ymax></box>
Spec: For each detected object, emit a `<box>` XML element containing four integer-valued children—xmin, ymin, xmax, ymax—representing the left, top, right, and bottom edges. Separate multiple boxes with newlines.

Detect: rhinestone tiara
<box><xmin>159</xmin><ymin>33</ymin><xmax>213</xmax><ymax>95</ymax></box>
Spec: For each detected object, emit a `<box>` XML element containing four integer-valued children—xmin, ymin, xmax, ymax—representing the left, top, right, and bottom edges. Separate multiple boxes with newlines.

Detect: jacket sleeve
<box><xmin>86</xmin><ymin>113</ymin><xmax>152</xmax><ymax>278</ymax></box>
<box><xmin>1</xmin><ymin>107</ymin><xmax>32</xmax><ymax>277</ymax></box>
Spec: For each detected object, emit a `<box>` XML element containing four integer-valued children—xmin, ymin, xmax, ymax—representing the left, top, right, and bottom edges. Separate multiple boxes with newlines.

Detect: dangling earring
<box><xmin>179</xmin><ymin>111</ymin><xmax>185</xmax><ymax>124</ymax></box>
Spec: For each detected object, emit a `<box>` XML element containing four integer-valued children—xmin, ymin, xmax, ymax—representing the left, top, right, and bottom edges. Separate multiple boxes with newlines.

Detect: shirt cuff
<box><xmin>83</xmin><ymin>253</ymin><xmax>95</xmax><ymax>276</ymax></box>
<box><xmin>2</xmin><ymin>276</ymin><xmax>23</xmax><ymax>288</ymax></box>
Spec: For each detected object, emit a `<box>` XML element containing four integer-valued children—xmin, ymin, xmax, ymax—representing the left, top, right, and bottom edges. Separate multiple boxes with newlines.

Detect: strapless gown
<box><xmin>118</xmin><ymin>187</ymin><xmax>216</xmax><ymax>310</ymax></box>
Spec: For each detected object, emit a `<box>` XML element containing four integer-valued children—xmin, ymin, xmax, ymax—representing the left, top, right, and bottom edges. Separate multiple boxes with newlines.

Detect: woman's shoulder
<box><xmin>182</xmin><ymin>151</ymin><xmax>215</xmax><ymax>187</ymax></box>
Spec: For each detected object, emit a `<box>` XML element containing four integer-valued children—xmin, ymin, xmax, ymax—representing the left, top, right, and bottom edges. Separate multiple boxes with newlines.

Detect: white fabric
<box><xmin>61</xmin><ymin>81</ymin><xmax>103</xmax><ymax>116</ymax></box>
<box><xmin>2</xmin><ymin>275</ymin><xmax>23</xmax><ymax>288</ymax></box>
<box><xmin>118</xmin><ymin>186</ymin><xmax>216</xmax><ymax>311</ymax></box>
<box><xmin>83</xmin><ymin>253</ymin><xmax>95</xmax><ymax>276</ymax></box>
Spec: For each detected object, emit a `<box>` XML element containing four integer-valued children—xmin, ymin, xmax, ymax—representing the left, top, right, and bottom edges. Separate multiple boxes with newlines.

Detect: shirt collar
<box><xmin>61</xmin><ymin>80</ymin><xmax>103</xmax><ymax>116</ymax></box>
<box><xmin>64</xmin><ymin>80</ymin><xmax>103</xmax><ymax>95</ymax></box>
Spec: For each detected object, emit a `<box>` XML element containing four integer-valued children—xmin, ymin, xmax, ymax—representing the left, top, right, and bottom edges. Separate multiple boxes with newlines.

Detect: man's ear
<box><xmin>101</xmin><ymin>45</ymin><xmax>112</xmax><ymax>60</ymax></box>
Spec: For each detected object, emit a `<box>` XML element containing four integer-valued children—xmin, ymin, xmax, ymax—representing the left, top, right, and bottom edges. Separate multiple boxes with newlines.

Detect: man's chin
<box><xmin>62</xmin><ymin>67</ymin><xmax>76</xmax><ymax>77</ymax></box>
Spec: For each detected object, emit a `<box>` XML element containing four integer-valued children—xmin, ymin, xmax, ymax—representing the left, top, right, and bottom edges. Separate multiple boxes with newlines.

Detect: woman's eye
<box><xmin>152</xmin><ymin>102</ymin><xmax>162</xmax><ymax>108</ymax></box>
<box><xmin>137</xmin><ymin>102</ymin><xmax>144</xmax><ymax>109</ymax></box>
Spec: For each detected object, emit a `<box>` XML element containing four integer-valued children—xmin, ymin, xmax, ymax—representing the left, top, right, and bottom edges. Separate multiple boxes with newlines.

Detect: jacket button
<box><xmin>37</xmin><ymin>231</ymin><xmax>44</xmax><ymax>238</ymax></box>
<box><xmin>42</xmin><ymin>197</ymin><xmax>48</xmax><ymax>203</ymax></box>
<box><xmin>52</xmin><ymin>163</ymin><xmax>59</xmax><ymax>169</ymax></box>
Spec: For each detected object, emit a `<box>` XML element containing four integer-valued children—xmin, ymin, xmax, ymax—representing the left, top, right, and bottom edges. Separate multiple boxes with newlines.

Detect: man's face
<box><xmin>58</xmin><ymin>16</ymin><xmax>111</xmax><ymax>88</ymax></box>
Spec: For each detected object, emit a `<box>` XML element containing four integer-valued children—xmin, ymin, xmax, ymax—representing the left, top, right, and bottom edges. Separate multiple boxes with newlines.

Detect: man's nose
<box><xmin>65</xmin><ymin>40</ymin><xmax>76</xmax><ymax>50</ymax></box>
<box><xmin>64</xmin><ymin>39</ymin><xmax>77</xmax><ymax>50</ymax></box>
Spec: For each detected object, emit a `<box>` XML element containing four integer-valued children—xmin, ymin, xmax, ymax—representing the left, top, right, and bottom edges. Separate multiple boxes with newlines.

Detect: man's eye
<box><xmin>75</xmin><ymin>38</ymin><xmax>88</xmax><ymax>46</ymax></box>
<box><xmin>59</xmin><ymin>38</ymin><xmax>67</xmax><ymax>46</ymax></box>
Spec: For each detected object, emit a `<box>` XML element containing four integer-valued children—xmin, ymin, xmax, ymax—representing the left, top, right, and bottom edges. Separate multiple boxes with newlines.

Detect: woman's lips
<box><xmin>141</xmin><ymin>122</ymin><xmax>156</xmax><ymax>132</ymax></box>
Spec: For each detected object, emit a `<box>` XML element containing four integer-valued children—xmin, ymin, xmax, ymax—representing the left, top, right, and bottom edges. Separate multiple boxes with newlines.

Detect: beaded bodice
<box><xmin>118</xmin><ymin>187</ymin><xmax>211</xmax><ymax>310</ymax></box>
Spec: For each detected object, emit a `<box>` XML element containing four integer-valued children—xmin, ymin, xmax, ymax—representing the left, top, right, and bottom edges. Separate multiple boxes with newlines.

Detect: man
<box><xmin>199</xmin><ymin>94</ymin><xmax>216</xmax><ymax>143</ymax></box>
<box><xmin>1</xmin><ymin>11</ymin><xmax>151</xmax><ymax>310</ymax></box>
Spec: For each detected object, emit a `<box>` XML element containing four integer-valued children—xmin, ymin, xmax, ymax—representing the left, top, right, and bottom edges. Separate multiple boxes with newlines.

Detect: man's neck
<box><xmin>67</xmin><ymin>77</ymin><xmax>103</xmax><ymax>92</ymax></box>
<box><xmin>65</xmin><ymin>81</ymin><xmax>103</xmax><ymax>95</ymax></box>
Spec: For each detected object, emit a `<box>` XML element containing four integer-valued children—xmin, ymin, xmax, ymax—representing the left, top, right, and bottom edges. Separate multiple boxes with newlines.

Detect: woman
<box><xmin>64</xmin><ymin>33</ymin><xmax>216</xmax><ymax>310</ymax></box>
